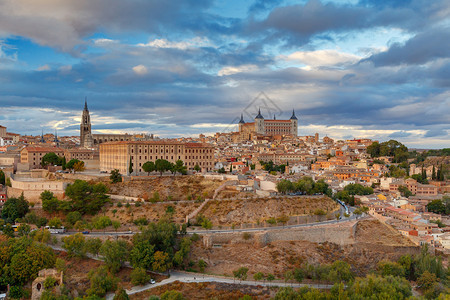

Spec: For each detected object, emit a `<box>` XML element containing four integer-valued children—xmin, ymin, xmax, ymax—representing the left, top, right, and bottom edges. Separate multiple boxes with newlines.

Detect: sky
<box><xmin>0</xmin><ymin>0</ymin><xmax>449</xmax><ymax>148</ymax></box>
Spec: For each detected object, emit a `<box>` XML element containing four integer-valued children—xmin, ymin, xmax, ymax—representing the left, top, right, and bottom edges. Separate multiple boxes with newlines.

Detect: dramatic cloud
<box><xmin>0</xmin><ymin>0</ymin><xmax>449</xmax><ymax>147</ymax></box>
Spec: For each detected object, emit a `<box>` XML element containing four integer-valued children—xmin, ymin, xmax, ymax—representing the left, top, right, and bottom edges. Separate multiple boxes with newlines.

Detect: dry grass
<box><xmin>130</xmin><ymin>281</ymin><xmax>274</xmax><ymax>300</ymax></box>
<box><xmin>200</xmin><ymin>196</ymin><xmax>339</xmax><ymax>226</ymax></box>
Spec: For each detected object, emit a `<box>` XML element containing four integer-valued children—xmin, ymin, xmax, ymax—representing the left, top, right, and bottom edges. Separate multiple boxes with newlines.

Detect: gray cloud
<box><xmin>367</xmin><ymin>27</ymin><xmax>450</xmax><ymax>66</ymax></box>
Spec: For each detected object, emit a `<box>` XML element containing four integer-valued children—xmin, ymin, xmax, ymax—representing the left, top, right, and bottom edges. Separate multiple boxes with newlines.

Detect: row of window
<box><xmin>131</xmin><ymin>147</ymin><xmax>213</xmax><ymax>154</ymax></box>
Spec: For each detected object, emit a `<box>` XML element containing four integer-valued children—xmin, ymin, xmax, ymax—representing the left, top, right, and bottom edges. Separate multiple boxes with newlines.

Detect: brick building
<box><xmin>99</xmin><ymin>141</ymin><xmax>215</xmax><ymax>174</ymax></box>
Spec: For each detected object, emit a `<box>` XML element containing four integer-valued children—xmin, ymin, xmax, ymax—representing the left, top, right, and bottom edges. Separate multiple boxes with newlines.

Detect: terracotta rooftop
<box><xmin>22</xmin><ymin>146</ymin><xmax>64</xmax><ymax>153</ymax></box>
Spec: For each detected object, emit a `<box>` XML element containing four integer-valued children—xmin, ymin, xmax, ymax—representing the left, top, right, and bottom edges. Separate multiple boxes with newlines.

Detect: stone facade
<box><xmin>31</xmin><ymin>269</ymin><xmax>63</xmax><ymax>300</ymax></box>
<box><xmin>0</xmin><ymin>125</ymin><xmax>6</xmax><ymax>138</ymax></box>
<box><xmin>20</xmin><ymin>146</ymin><xmax>65</xmax><ymax>169</ymax></box>
<box><xmin>99</xmin><ymin>141</ymin><xmax>215</xmax><ymax>174</ymax></box>
<box><xmin>238</xmin><ymin>109</ymin><xmax>298</xmax><ymax>141</ymax></box>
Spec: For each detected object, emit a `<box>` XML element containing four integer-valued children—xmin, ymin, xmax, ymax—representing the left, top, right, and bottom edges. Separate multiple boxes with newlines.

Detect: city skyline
<box><xmin>0</xmin><ymin>0</ymin><xmax>449</xmax><ymax>148</ymax></box>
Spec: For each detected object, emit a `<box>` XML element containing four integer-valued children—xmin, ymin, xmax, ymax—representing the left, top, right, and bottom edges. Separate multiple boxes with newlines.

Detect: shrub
<box><xmin>130</xmin><ymin>267</ymin><xmax>150</xmax><ymax>286</ymax></box>
<box><xmin>242</xmin><ymin>232</ymin><xmax>252</xmax><ymax>240</ymax></box>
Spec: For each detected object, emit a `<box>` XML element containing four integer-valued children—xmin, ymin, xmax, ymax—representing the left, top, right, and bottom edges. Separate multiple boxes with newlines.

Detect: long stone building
<box><xmin>99</xmin><ymin>141</ymin><xmax>215</xmax><ymax>174</ymax></box>
<box><xmin>238</xmin><ymin>109</ymin><xmax>298</xmax><ymax>141</ymax></box>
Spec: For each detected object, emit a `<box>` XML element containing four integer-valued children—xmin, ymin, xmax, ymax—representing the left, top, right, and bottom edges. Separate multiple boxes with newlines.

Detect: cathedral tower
<box><xmin>290</xmin><ymin>109</ymin><xmax>298</xmax><ymax>137</ymax></box>
<box><xmin>80</xmin><ymin>98</ymin><xmax>93</xmax><ymax>148</ymax></box>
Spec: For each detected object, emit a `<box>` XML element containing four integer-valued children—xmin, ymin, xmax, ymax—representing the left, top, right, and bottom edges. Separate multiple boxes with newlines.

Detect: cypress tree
<box><xmin>129</xmin><ymin>157</ymin><xmax>133</xmax><ymax>175</ymax></box>
<box><xmin>432</xmin><ymin>165</ymin><xmax>436</xmax><ymax>180</ymax></box>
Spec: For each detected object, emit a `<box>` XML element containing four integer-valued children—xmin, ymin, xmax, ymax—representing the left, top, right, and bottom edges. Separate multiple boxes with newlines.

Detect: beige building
<box><xmin>100</xmin><ymin>141</ymin><xmax>215</xmax><ymax>174</ymax></box>
<box><xmin>20</xmin><ymin>146</ymin><xmax>65</xmax><ymax>169</ymax></box>
<box><xmin>0</xmin><ymin>125</ymin><xmax>6</xmax><ymax>137</ymax></box>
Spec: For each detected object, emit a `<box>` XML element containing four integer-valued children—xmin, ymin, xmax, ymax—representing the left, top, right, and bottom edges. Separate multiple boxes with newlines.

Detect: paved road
<box><xmin>57</xmin><ymin>213</ymin><xmax>368</xmax><ymax>237</ymax></box>
<box><xmin>105</xmin><ymin>271</ymin><xmax>335</xmax><ymax>299</ymax></box>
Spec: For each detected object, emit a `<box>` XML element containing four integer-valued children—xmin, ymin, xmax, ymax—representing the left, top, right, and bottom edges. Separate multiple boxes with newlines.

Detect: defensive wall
<box><xmin>203</xmin><ymin>220</ymin><xmax>358</xmax><ymax>248</ymax></box>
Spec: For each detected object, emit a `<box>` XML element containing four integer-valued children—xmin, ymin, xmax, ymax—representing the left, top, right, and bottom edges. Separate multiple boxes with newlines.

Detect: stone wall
<box><xmin>203</xmin><ymin>220</ymin><xmax>358</xmax><ymax>248</ymax></box>
<box><xmin>8</xmin><ymin>176</ymin><xmax>67</xmax><ymax>202</ymax></box>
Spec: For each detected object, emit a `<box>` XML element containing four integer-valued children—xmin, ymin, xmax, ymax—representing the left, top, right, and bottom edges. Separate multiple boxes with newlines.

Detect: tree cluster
<box><xmin>1</xmin><ymin>193</ymin><xmax>29</xmax><ymax>223</ymax></box>
<box><xmin>0</xmin><ymin>236</ymin><xmax>56</xmax><ymax>291</ymax></box>
<box><xmin>260</xmin><ymin>160</ymin><xmax>286</xmax><ymax>173</ymax></box>
<box><xmin>334</xmin><ymin>184</ymin><xmax>373</xmax><ymax>206</ymax></box>
<box><xmin>41</xmin><ymin>180</ymin><xmax>109</xmax><ymax>215</ymax></box>
<box><xmin>367</xmin><ymin>140</ymin><xmax>409</xmax><ymax>163</ymax></box>
<box><xmin>138</xmin><ymin>159</ymin><xmax>187</xmax><ymax>176</ymax></box>
<box><xmin>426</xmin><ymin>196</ymin><xmax>450</xmax><ymax>215</ymax></box>
<box><xmin>276</xmin><ymin>177</ymin><xmax>332</xmax><ymax>196</ymax></box>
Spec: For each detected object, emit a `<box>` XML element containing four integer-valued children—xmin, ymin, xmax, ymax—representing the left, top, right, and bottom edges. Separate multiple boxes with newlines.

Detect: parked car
<box><xmin>82</xmin><ymin>231</ymin><xmax>90</xmax><ymax>234</ymax></box>
<box><xmin>150</xmin><ymin>279</ymin><xmax>156</xmax><ymax>284</ymax></box>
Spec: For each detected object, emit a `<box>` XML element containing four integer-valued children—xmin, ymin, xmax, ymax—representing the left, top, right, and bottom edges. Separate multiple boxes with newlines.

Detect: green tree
<box><xmin>130</xmin><ymin>267</ymin><xmax>150</xmax><ymax>286</ymax></box>
<box><xmin>2</xmin><ymin>223</ymin><xmax>15</xmax><ymax>238</ymax></box>
<box><xmin>4</xmin><ymin>238</ymin><xmax>56</xmax><ymax>286</ymax></box>
<box><xmin>41</xmin><ymin>152</ymin><xmax>63</xmax><ymax>167</ymax></box>
<box><xmin>276</xmin><ymin>179</ymin><xmax>294</xmax><ymax>194</ymax></box>
<box><xmin>0</xmin><ymin>170</ymin><xmax>5</xmax><ymax>185</ymax></box>
<box><xmin>65</xmin><ymin>180</ymin><xmax>109</xmax><ymax>215</ymax></box>
<box><xmin>65</xmin><ymin>159</ymin><xmax>81</xmax><ymax>172</ymax></box>
<box><xmin>293</xmin><ymin>268</ymin><xmax>304</xmax><ymax>283</ymax></box>
<box><xmin>129</xmin><ymin>157</ymin><xmax>133</xmax><ymax>175</ymax></box>
<box><xmin>398</xmin><ymin>185</ymin><xmax>413</xmax><ymax>198</ymax></box>
<box><xmin>1</xmin><ymin>193</ymin><xmax>29</xmax><ymax>222</ymax></box>
<box><xmin>426</xmin><ymin>199</ymin><xmax>448</xmax><ymax>215</ymax></box>
<box><xmin>155</xmin><ymin>159</ymin><xmax>172</xmax><ymax>176</ymax></box>
<box><xmin>194</xmin><ymin>164</ymin><xmax>201</xmax><ymax>172</ymax></box>
<box><xmin>86</xmin><ymin>266</ymin><xmax>118</xmax><ymax>297</ymax></box>
<box><xmin>62</xmin><ymin>233</ymin><xmax>86</xmax><ymax>257</ymax></box>
<box><xmin>93</xmin><ymin>216</ymin><xmax>112</xmax><ymax>231</ymax></box>
<box><xmin>266</xmin><ymin>273</ymin><xmax>275</xmax><ymax>282</ymax></box>
<box><xmin>233</xmin><ymin>267</ymin><xmax>249</xmax><ymax>282</ymax></box>
<box><xmin>48</xmin><ymin>217</ymin><xmax>63</xmax><ymax>228</ymax></box>
<box><xmin>130</xmin><ymin>240</ymin><xmax>155</xmax><ymax>269</ymax></box>
<box><xmin>327</xmin><ymin>260</ymin><xmax>354</xmax><ymax>283</ymax></box>
<box><xmin>66</xmin><ymin>211</ymin><xmax>82</xmax><ymax>225</ymax></box>
<box><xmin>160</xmin><ymin>290</ymin><xmax>185</xmax><ymax>300</ymax></box>
<box><xmin>17</xmin><ymin>223</ymin><xmax>31</xmax><ymax>236</ymax></box>
<box><xmin>110</xmin><ymin>169</ymin><xmax>122</xmax><ymax>183</ymax></box>
<box><xmin>347</xmin><ymin>274</ymin><xmax>412</xmax><ymax>299</ymax></box>
<box><xmin>85</xmin><ymin>238</ymin><xmax>103</xmax><ymax>256</ymax></box>
<box><xmin>198</xmin><ymin>259</ymin><xmax>207</xmax><ymax>272</ymax></box>
<box><xmin>100</xmin><ymin>239</ymin><xmax>129</xmax><ymax>273</ymax></box>
<box><xmin>112</xmin><ymin>220</ymin><xmax>121</xmax><ymax>232</ymax></box>
<box><xmin>142</xmin><ymin>161</ymin><xmax>155</xmax><ymax>175</ymax></box>
<box><xmin>41</xmin><ymin>190</ymin><xmax>60</xmax><ymax>214</ymax></box>
<box><xmin>253</xmin><ymin>272</ymin><xmax>264</xmax><ymax>282</ymax></box>
<box><xmin>172</xmin><ymin>160</ymin><xmax>187</xmax><ymax>175</ymax></box>
<box><xmin>113</xmin><ymin>287</ymin><xmax>129</xmax><ymax>300</ymax></box>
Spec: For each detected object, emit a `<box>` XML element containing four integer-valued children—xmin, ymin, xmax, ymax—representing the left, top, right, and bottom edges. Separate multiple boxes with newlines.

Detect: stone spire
<box><xmin>255</xmin><ymin>108</ymin><xmax>264</xmax><ymax>119</ymax></box>
<box><xmin>40</xmin><ymin>129</ymin><xmax>45</xmax><ymax>143</ymax></box>
<box><xmin>239</xmin><ymin>113</ymin><xmax>245</xmax><ymax>124</ymax></box>
<box><xmin>290</xmin><ymin>109</ymin><xmax>298</xmax><ymax>120</ymax></box>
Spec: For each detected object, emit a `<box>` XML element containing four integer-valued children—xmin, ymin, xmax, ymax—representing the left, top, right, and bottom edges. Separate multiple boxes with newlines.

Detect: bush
<box><xmin>133</xmin><ymin>218</ymin><xmax>149</xmax><ymax>226</ymax></box>
<box><xmin>313</xmin><ymin>209</ymin><xmax>326</xmax><ymax>216</ymax></box>
<box><xmin>242</xmin><ymin>232</ymin><xmax>252</xmax><ymax>240</ymax></box>
<box><xmin>160</xmin><ymin>290</ymin><xmax>185</xmax><ymax>300</ymax></box>
<box><xmin>130</xmin><ymin>267</ymin><xmax>150</xmax><ymax>286</ymax></box>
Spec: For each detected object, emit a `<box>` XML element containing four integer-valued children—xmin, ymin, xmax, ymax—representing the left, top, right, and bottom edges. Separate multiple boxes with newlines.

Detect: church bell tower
<box><xmin>80</xmin><ymin>98</ymin><xmax>93</xmax><ymax>148</ymax></box>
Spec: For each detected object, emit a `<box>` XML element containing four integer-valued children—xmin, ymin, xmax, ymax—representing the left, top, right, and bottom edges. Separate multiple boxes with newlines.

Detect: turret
<box><xmin>255</xmin><ymin>108</ymin><xmax>265</xmax><ymax>134</ymax></box>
